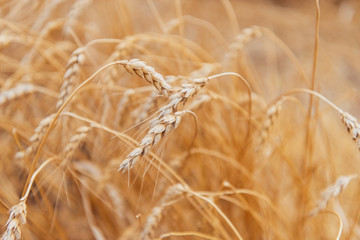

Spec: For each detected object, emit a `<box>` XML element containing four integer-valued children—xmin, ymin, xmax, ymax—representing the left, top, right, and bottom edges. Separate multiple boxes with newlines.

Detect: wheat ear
<box><xmin>141</xmin><ymin>184</ymin><xmax>188</xmax><ymax>240</ymax></box>
<box><xmin>224</xmin><ymin>25</ymin><xmax>262</xmax><ymax>63</ymax></box>
<box><xmin>1</xmin><ymin>202</ymin><xmax>27</xmax><ymax>240</ymax></box>
<box><xmin>118</xmin><ymin>59</ymin><xmax>173</xmax><ymax>95</ymax></box>
<box><xmin>15</xmin><ymin>113</ymin><xmax>57</xmax><ymax>159</ymax></box>
<box><xmin>258</xmin><ymin>97</ymin><xmax>285</xmax><ymax>148</ymax></box>
<box><xmin>0</xmin><ymin>84</ymin><xmax>35</xmax><ymax>106</ymax></box>
<box><xmin>341</xmin><ymin>112</ymin><xmax>360</xmax><ymax>150</ymax></box>
<box><xmin>310</xmin><ymin>174</ymin><xmax>357</xmax><ymax>217</ymax></box>
<box><xmin>118</xmin><ymin>77</ymin><xmax>209</xmax><ymax>172</ymax></box>
<box><xmin>56</xmin><ymin>47</ymin><xmax>85</xmax><ymax>109</ymax></box>
<box><xmin>63</xmin><ymin>126</ymin><xmax>91</xmax><ymax>161</ymax></box>
<box><xmin>2</xmin><ymin>157</ymin><xmax>55</xmax><ymax>240</ymax></box>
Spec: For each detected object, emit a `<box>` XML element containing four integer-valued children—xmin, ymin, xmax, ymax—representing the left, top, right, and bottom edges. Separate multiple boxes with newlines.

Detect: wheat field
<box><xmin>1</xmin><ymin>0</ymin><xmax>360</xmax><ymax>239</ymax></box>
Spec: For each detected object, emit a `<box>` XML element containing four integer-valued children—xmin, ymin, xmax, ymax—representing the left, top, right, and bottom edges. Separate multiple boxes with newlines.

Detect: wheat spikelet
<box><xmin>56</xmin><ymin>47</ymin><xmax>85</xmax><ymax>109</ymax></box>
<box><xmin>1</xmin><ymin>201</ymin><xmax>27</xmax><ymax>240</ymax></box>
<box><xmin>310</xmin><ymin>174</ymin><xmax>357</xmax><ymax>217</ymax></box>
<box><xmin>118</xmin><ymin>59</ymin><xmax>173</xmax><ymax>95</ymax></box>
<box><xmin>0</xmin><ymin>84</ymin><xmax>35</xmax><ymax>106</ymax></box>
<box><xmin>341</xmin><ymin>112</ymin><xmax>360</xmax><ymax>150</ymax></box>
<box><xmin>119</xmin><ymin>77</ymin><xmax>209</xmax><ymax>172</ymax></box>
<box><xmin>141</xmin><ymin>184</ymin><xmax>188</xmax><ymax>240</ymax></box>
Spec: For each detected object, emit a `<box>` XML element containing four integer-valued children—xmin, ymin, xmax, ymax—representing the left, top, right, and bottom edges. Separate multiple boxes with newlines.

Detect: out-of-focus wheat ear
<box><xmin>107</xmin><ymin>42</ymin><xmax>131</xmax><ymax>84</ymax></box>
<box><xmin>141</xmin><ymin>184</ymin><xmax>188</xmax><ymax>240</ymax></box>
<box><xmin>0</xmin><ymin>30</ymin><xmax>17</xmax><ymax>50</ymax></box>
<box><xmin>118</xmin><ymin>111</ymin><xmax>186</xmax><ymax>173</ymax></box>
<box><xmin>310</xmin><ymin>174</ymin><xmax>357</xmax><ymax>217</ymax></box>
<box><xmin>63</xmin><ymin>126</ymin><xmax>91</xmax><ymax>162</ymax></box>
<box><xmin>1</xmin><ymin>201</ymin><xmax>27</xmax><ymax>240</ymax></box>
<box><xmin>114</xmin><ymin>89</ymin><xmax>135</xmax><ymax>126</ymax></box>
<box><xmin>223</xmin><ymin>25</ymin><xmax>262</xmax><ymax>63</ymax></box>
<box><xmin>134</xmin><ymin>90</ymin><xmax>160</xmax><ymax>123</ymax></box>
<box><xmin>79</xmin><ymin>186</ymin><xmax>106</xmax><ymax>240</ymax></box>
<box><xmin>56</xmin><ymin>47</ymin><xmax>85</xmax><ymax>109</ymax></box>
<box><xmin>63</xmin><ymin>0</ymin><xmax>92</xmax><ymax>34</ymax></box>
<box><xmin>104</xmin><ymin>184</ymin><xmax>128</xmax><ymax>225</ymax></box>
<box><xmin>119</xmin><ymin>59</ymin><xmax>173</xmax><ymax>96</ymax></box>
<box><xmin>0</xmin><ymin>84</ymin><xmax>35</xmax><ymax>106</ymax></box>
<box><xmin>15</xmin><ymin>113</ymin><xmax>57</xmax><ymax>160</ymax></box>
<box><xmin>341</xmin><ymin>112</ymin><xmax>360</xmax><ymax>150</ymax></box>
<box><xmin>257</xmin><ymin>97</ymin><xmax>285</xmax><ymax>149</ymax></box>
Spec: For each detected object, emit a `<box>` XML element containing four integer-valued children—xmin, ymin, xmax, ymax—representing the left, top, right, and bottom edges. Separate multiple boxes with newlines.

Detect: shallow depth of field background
<box><xmin>1</xmin><ymin>0</ymin><xmax>360</xmax><ymax>239</ymax></box>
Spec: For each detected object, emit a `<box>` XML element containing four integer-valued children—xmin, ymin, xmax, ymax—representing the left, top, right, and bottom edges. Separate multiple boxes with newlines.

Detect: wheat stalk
<box><xmin>1</xmin><ymin>157</ymin><xmax>55</xmax><ymax>240</ymax></box>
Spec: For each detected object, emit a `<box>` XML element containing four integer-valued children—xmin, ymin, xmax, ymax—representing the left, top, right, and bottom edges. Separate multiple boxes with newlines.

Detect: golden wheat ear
<box><xmin>57</xmin><ymin>47</ymin><xmax>85</xmax><ymax>109</ymax></box>
<box><xmin>119</xmin><ymin>59</ymin><xmax>173</xmax><ymax>95</ymax></box>
<box><xmin>141</xmin><ymin>184</ymin><xmax>188</xmax><ymax>240</ymax></box>
<box><xmin>118</xmin><ymin>77</ymin><xmax>209</xmax><ymax>172</ymax></box>
<box><xmin>310</xmin><ymin>174</ymin><xmax>357</xmax><ymax>217</ymax></box>
<box><xmin>2</xmin><ymin>202</ymin><xmax>27</xmax><ymax>240</ymax></box>
<box><xmin>341</xmin><ymin>112</ymin><xmax>360</xmax><ymax>150</ymax></box>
